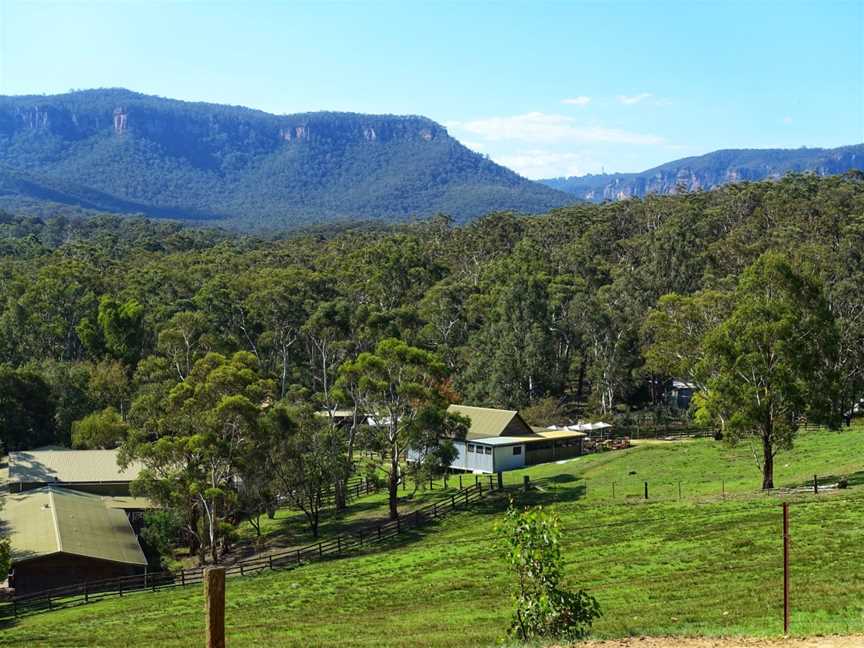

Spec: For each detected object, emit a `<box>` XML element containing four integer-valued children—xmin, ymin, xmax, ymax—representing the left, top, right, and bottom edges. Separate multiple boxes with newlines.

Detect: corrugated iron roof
<box><xmin>535</xmin><ymin>429</ymin><xmax>588</xmax><ymax>440</ymax></box>
<box><xmin>4</xmin><ymin>487</ymin><xmax>148</xmax><ymax>566</ymax></box>
<box><xmin>447</xmin><ymin>405</ymin><xmax>535</xmax><ymax>440</ymax></box>
<box><xmin>8</xmin><ymin>449</ymin><xmax>143</xmax><ymax>485</ymax></box>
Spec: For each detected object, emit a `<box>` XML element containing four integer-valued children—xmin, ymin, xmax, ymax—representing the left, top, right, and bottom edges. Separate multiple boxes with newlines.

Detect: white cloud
<box><xmin>617</xmin><ymin>92</ymin><xmax>653</xmax><ymax>105</ymax></box>
<box><xmin>453</xmin><ymin>112</ymin><xmax>663</xmax><ymax>145</ymax></box>
<box><xmin>494</xmin><ymin>150</ymin><xmax>602</xmax><ymax>180</ymax></box>
<box><xmin>782</xmin><ymin>116</ymin><xmax>794</xmax><ymax>125</ymax></box>
<box><xmin>561</xmin><ymin>96</ymin><xmax>591</xmax><ymax>106</ymax></box>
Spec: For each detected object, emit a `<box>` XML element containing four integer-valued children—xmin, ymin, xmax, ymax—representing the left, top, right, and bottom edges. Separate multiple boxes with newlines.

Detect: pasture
<box><xmin>3</xmin><ymin>427</ymin><xmax>863</xmax><ymax>647</ymax></box>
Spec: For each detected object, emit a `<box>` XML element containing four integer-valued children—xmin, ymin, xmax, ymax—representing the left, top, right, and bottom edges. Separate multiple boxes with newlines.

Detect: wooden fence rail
<box><xmin>0</xmin><ymin>477</ymin><xmax>503</xmax><ymax>620</ymax></box>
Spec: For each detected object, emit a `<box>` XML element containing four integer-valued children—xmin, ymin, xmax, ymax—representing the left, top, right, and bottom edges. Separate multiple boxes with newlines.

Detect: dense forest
<box><xmin>3</xmin><ymin>172</ymin><xmax>864</xmax><ymax>559</ymax></box>
<box><xmin>0</xmin><ymin>89</ymin><xmax>570</xmax><ymax>228</ymax></box>
<box><xmin>2</xmin><ymin>172</ymin><xmax>864</xmax><ymax>447</ymax></box>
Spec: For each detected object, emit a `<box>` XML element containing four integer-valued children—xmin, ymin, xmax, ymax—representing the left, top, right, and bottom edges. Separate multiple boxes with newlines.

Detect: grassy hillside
<box><xmin>4</xmin><ymin>429</ymin><xmax>864</xmax><ymax>647</ymax></box>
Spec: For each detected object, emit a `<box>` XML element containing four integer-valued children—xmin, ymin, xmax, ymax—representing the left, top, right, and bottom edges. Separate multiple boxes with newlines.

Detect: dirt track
<box><xmin>575</xmin><ymin>637</ymin><xmax>864</xmax><ymax>648</ymax></box>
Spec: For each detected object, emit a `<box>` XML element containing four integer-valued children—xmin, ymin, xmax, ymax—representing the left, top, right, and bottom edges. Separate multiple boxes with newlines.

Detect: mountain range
<box><xmin>0</xmin><ymin>89</ymin><xmax>861</xmax><ymax>230</ymax></box>
<box><xmin>540</xmin><ymin>145</ymin><xmax>864</xmax><ymax>201</ymax></box>
<box><xmin>0</xmin><ymin>89</ymin><xmax>571</xmax><ymax>229</ymax></box>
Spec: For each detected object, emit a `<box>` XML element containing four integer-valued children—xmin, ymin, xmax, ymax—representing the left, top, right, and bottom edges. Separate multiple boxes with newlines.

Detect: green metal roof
<box><xmin>4</xmin><ymin>487</ymin><xmax>148</xmax><ymax>566</ymax></box>
<box><xmin>8</xmin><ymin>449</ymin><xmax>143</xmax><ymax>485</ymax></box>
<box><xmin>447</xmin><ymin>405</ymin><xmax>536</xmax><ymax>441</ymax></box>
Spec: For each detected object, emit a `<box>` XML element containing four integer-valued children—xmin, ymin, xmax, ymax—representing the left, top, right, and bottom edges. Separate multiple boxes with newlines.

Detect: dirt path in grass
<box><xmin>575</xmin><ymin>637</ymin><xmax>864</xmax><ymax>648</ymax></box>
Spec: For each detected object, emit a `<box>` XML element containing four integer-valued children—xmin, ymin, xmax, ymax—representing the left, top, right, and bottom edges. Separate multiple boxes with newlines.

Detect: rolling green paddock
<box><xmin>4</xmin><ymin>428</ymin><xmax>863</xmax><ymax>647</ymax></box>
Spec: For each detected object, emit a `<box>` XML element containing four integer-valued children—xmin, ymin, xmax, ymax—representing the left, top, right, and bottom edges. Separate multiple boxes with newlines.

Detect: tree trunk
<box><xmin>334</xmin><ymin>479</ymin><xmax>347</xmax><ymax>511</ymax></box>
<box><xmin>388</xmin><ymin>456</ymin><xmax>399</xmax><ymax>521</ymax></box>
<box><xmin>761</xmin><ymin>432</ymin><xmax>774</xmax><ymax>490</ymax></box>
<box><xmin>335</xmin><ymin>420</ymin><xmax>358</xmax><ymax>512</ymax></box>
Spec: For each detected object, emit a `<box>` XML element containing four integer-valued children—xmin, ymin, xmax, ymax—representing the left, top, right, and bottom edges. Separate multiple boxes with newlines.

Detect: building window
<box><xmin>513</xmin><ymin>446</ymin><xmax>522</xmax><ymax>455</ymax></box>
<box><xmin>484</xmin><ymin>447</ymin><xmax>492</xmax><ymax>455</ymax></box>
<box><xmin>467</xmin><ymin>444</ymin><xmax>475</xmax><ymax>453</ymax></box>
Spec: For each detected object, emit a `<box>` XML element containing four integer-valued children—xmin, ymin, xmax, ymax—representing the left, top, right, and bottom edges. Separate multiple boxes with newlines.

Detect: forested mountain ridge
<box><xmin>2</xmin><ymin>172</ymin><xmax>864</xmax><ymax>453</ymax></box>
<box><xmin>0</xmin><ymin>88</ymin><xmax>572</xmax><ymax>228</ymax></box>
<box><xmin>541</xmin><ymin>144</ymin><xmax>864</xmax><ymax>201</ymax></box>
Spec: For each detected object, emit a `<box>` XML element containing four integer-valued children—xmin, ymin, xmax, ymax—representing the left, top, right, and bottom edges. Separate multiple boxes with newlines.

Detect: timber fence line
<box><xmin>0</xmin><ymin>475</ymin><xmax>507</xmax><ymax>621</ymax></box>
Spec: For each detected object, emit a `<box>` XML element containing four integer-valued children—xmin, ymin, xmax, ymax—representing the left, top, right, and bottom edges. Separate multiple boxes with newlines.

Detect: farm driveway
<box><xmin>575</xmin><ymin>637</ymin><xmax>864</xmax><ymax>648</ymax></box>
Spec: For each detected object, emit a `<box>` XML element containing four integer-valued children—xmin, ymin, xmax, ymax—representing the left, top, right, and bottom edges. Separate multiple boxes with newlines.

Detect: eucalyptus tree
<box><xmin>124</xmin><ymin>351</ymin><xmax>274</xmax><ymax>563</ymax></box>
<box><xmin>693</xmin><ymin>253</ymin><xmax>840</xmax><ymax>489</ymax></box>
<box><xmin>338</xmin><ymin>338</ymin><xmax>448</xmax><ymax>520</ymax></box>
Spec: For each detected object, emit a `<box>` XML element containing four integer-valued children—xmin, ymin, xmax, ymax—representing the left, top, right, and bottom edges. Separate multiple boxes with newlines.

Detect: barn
<box><xmin>4</xmin><ymin>486</ymin><xmax>149</xmax><ymax>594</ymax></box>
<box><xmin>7</xmin><ymin>448</ymin><xmax>143</xmax><ymax>495</ymax></box>
<box><xmin>443</xmin><ymin>405</ymin><xmax>587</xmax><ymax>473</ymax></box>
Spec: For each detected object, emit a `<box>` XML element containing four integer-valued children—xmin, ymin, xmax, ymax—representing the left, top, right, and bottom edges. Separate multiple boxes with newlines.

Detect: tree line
<box><xmin>1</xmin><ymin>172</ymin><xmax>862</xmax><ymax>564</ymax></box>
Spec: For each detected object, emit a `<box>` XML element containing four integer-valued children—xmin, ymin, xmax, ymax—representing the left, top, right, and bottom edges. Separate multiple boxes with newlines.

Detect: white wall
<box><xmin>494</xmin><ymin>445</ymin><xmax>526</xmax><ymax>472</ymax></box>
<box><xmin>464</xmin><ymin>442</ymin><xmax>494</xmax><ymax>472</ymax></box>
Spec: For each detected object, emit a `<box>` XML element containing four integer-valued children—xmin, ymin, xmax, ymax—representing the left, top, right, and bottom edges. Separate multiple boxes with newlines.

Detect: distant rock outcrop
<box><xmin>542</xmin><ymin>145</ymin><xmax>864</xmax><ymax>201</ymax></box>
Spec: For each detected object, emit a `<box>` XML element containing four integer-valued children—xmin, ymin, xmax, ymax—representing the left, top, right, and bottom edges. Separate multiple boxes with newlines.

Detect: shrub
<box><xmin>498</xmin><ymin>500</ymin><xmax>601</xmax><ymax>642</ymax></box>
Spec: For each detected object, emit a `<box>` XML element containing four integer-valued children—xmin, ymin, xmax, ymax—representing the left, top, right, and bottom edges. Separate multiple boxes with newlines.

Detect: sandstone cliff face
<box><xmin>0</xmin><ymin>88</ymin><xmax>572</xmax><ymax>228</ymax></box>
<box><xmin>0</xmin><ymin>90</ymin><xmax>445</xmax><ymax>154</ymax></box>
<box><xmin>543</xmin><ymin>145</ymin><xmax>864</xmax><ymax>201</ymax></box>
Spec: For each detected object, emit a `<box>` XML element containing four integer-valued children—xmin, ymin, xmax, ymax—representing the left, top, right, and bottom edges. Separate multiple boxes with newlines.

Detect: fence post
<box><xmin>678</xmin><ymin>481</ymin><xmax>682</xmax><ymax>500</ymax></box>
<box><xmin>415</xmin><ymin>510</ymin><xmax>421</xmax><ymax>526</ymax></box>
<box><xmin>459</xmin><ymin>474</ymin><xmax>463</xmax><ymax>489</ymax></box>
<box><xmin>377</xmin><ymin>524</ymin><xmax>382</xmax><ymax>540</ymax></box>
<box><xmin>396</xmin><ymin>517</ymin><xmax>401</xmax><ymax>533</ymax></box>
<box><xmin>296</xmin><ymin>549</ymin><xmax>301</xmax><ymax>563</ymax></box>
<box><xmin>479</xmin><ymin>481</ymin><xmax>483</xmax><ymax>495</ymax></box>
<box><xmin>722</xmin><ymin>479</ymin><xmax>726</xmax><ymax>498</ymax></box>
<box><xmin>813</xmin><ymin>474</ymin><xmax>818</xmax><ymax>495</ymax></box>
<box><xmin>488</xmin><ymin>474</ymin><xmax>493</xmax><ymax>489</ymax></box>
<box><xmin>497</xmin><ymin>472</ymin><xmax>503</xmax><ymax>489</ymax></box>
<box><xmin>451</xmin><ymin>494</ymin><xmax>456</xmax><ymax>509</ymax></box>
<box><xmin>644</xmin><ymin>481</ymin><xmax>648</xmax><ymax>499</ymax></box>
<box><xmin>474</xmin><ymin>475</ymin><xmax>479</xmax><ymax>487</ymax></box>
<box><xmin>612</xmin><ymin>481</ymin><xmax>615</xmax><ymax>498</ymax></box>
<box><xmin>783</xmin><ymin>502</ymin><xmax>790</xmax><ymax>635</ymax></box>
<box><xmin>523</xmin><ymin>475</ymin><xmax>530</xmax><ymax>492</ymax></box>
<box><xmin>84</xmin><ymin>582</ymin><xmax>89</xmax><ymax>604</ymax></box>
<box><xmin>337</xmin><ymin>536</ymin><xmax>341</xmax><ymax>554</ymax></box>
<box><xmin>239</xmin><ymin>565</ymin><xmax>244</xmax><ymax>576</ymax></box>
<box><xmin>181</xmin><ymin>569</ymin><xmax>186</xmax><ymax>586</ymax></box>
<box><xmin>204</xmin><ymin>567</ymin><xmax>226</xmax><ymax>648</ymax></box>
<box><xmin>269</xmin><ymin>555</ymin><xmax>273</xmax><ymax>570</ymax></box>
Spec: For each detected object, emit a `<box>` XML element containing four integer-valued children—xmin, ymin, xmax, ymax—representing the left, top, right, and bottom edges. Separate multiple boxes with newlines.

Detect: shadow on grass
<box><xmin>785</xmin><ymin>470</ymin><xmax>864</xmax><ymax>488</ymax></box>
<box><xmin>787</xmin><ymin>468</ymin><xmax>864</xmax><ymax>490</ymax></box>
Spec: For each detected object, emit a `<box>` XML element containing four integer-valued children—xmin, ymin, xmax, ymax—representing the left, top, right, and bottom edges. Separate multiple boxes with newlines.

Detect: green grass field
<box><xmin>3</xmin><ymin>428</ymin><xmax>863</xmax><ymax>647</ymax></box>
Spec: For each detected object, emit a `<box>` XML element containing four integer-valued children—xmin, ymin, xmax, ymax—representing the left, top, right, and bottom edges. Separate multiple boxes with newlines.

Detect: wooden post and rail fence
<box><xmin>0</xmin><ymin>478</ymin><xmax>505</xmax><ymax>621</ymax></box>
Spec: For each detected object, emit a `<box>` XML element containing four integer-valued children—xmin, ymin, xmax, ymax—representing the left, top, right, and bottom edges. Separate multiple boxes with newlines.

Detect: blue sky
<box><xmin>1</xmin><ymin>0</ymin><xmax>862</xmax><ymax>178</ymax></box>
